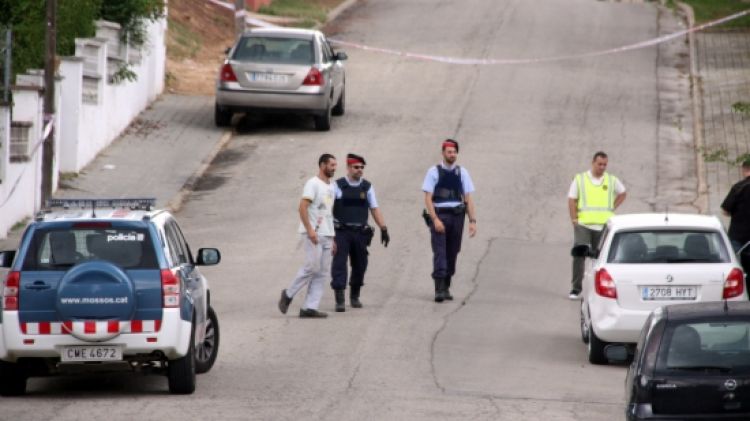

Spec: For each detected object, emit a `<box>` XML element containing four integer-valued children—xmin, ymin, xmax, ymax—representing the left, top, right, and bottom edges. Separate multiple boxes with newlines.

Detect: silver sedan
<box><xmin>215</xmin><ymin>27</ymin><xmax>347</xmax><ymax>131</ymax></box>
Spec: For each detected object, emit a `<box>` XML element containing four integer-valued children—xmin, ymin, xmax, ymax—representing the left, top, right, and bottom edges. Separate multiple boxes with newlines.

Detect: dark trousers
<box><xmin>731</xmin><ymin>239</ymin><xmax>750</xmax><ymax>277</ymax></box>
<box><xmin>571</xmin><ymin>224</ymin><xmax>603</xmax><ymax>292</ymax></box>
<box><xmin>430</xmin><ymin>210</ymin><xmax>465</xmax><ymax>281</ymax></box>
<box><xmin>331</xmin><ymin>229</ymin><xmax>369</xmax><ymax>290</ymax></box>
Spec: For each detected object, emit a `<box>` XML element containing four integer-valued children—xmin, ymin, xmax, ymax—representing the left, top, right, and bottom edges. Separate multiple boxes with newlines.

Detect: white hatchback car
<box><xmin>580</xmin><ymin>213</ymin><xmax>747</xmax><ymax>364</ymax></box>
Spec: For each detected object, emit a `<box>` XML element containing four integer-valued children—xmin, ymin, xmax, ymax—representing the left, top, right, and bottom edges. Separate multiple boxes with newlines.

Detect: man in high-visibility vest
<box><xmin>567</xmin><ymin>151</ymin><xmax>627</xmax><ymax>300</ymax></box>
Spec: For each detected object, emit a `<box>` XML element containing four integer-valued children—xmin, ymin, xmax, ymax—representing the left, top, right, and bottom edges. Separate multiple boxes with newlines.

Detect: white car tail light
<box><xmin>723</xmin><ymin>268</ymin><xmax>745</xmax><ymax>299</ymax></box>
<box><xmin>3</xmin><ymin>271</ymin><xmax>19</xmax><ymax>310</ymax></box>
<box><xmin>302</xmin><ymin>67</ymin><xmax>323</xmax><ymax>86</ymax></box>
<box><xmin>161</xmin><ymin>269</ymin><xmax>180</xmax><ymax>308</ymax></box>
<box><xmin>220</xmin><ymin>63</ymin><xmax>238</xmax><ymax>82</ymax></box>
<box><xmin>595</xmin><ymin>268</ymin><xmax>617</xmax><ymax>299</ymax></box>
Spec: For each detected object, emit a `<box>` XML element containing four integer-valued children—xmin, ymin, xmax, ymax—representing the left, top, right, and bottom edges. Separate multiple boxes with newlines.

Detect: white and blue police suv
<box><xmin>0</xmin><ymin>199</ymin><xmax>220</xmax><ymax>395</ymax></box>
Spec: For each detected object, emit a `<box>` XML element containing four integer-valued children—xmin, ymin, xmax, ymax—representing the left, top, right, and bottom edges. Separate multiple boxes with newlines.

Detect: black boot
<box><xmin>434</xmin><ymin>278</ymin><xmax>445</xmax><ymax>303</ymax></box>
<box><xmin>444</xmin><ymin>277</ymin><xmax>453</xmax><ymax>301</ymax></box>
<box><xmin>350</xmin><ymin>286</ymin><xmax>363</xmax><ymax>308</ymax></box>
<box><xmin>335</xmin><ymin>290</ymin><xmax>346</xmax><ymax>312</ymax></box>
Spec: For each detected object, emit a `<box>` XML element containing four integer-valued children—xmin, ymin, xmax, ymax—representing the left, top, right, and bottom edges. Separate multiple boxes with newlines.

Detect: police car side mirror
<box><xmin>571</xmin><ymin>245</ymin><xmax>598</xmax><ymax>259</ymax></box>
<box><xmin>224</xmin><ymin>47</ymin><xmax>231</xmax><ymax>55</ymax></box>
<box><xmin>0</xmin><ymin>250</ymin><xmax>16</xmax><ymax>268</ymax></box>
<box><xmin>334</xmin><ymin>51</ymin><xmax>348</xmax><ymax>61</ymax></box>
<box><xmin>196</xmin><ymin>248</ymin><xmax>221</xmax><ymax>266</ymax></box>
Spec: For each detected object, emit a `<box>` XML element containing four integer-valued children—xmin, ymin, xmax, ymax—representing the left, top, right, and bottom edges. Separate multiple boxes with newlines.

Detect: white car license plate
<box><xmin>249</xmin><ymin>72</ymin><xmax>288</xmax><ymax>83</ymax></box>
<box><xmin>642</xmin><ymin>286</ymin><xmax>697</xmax><ymax>301</ymax></box>
<box><xmin>61</xmin><ymin>345</ymin><xmax>123</xmax><ymax>362</ymax></box>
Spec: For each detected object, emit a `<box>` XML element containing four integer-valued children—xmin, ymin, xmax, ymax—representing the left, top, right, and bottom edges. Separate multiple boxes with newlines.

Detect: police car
<box><xmin>0</xmin><ymin>199</ymin><xmax>220</xmax><ymax>395</ymax></box>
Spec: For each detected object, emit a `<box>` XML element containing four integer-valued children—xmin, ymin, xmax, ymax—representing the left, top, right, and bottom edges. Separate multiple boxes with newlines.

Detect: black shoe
<box><xmin>334</xmin><ymin>290</ymin><xmax>346</xmax><ymax>312</ymax></box>
<box><xmin>350</xmin><ymin>286</ymin><xmax>362</xmax><ymax>308</ymax></box>
<box><xmin>299</xmin><ymin>308</ymin><xmax>328</xmax><ymax>318</ymax></box>
<box><xmin>434</xmin><ymin>278</ymin><xmax>445</xmax><ymax>303</ymax></box>
<box><xmin>278</xmin><ymin>289</ymin><xmax>292</xmax><ymax>314</ymax></box>
<box><xmin>568</xmin><ymin>290</ymin><xmax>581</xmax><ymax>300</ymax></box>
<box><xmin>445</xmin><ymin>277</ymin><xmax>453</xmax><ymax>300</ymax></box>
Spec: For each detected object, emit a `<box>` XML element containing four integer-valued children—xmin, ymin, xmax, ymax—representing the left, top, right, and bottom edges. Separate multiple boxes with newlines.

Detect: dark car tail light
<box><xmin>723</xmin><ymin>268</ymin><xmax>745</xmax><ymax>299</ymax></box>
<box><xmin>302</xmin><ymin>67</ymin><xmax>323</xmax><ymax>86</ymax></box>
<box><xmin>161</xmin><ymin>269</ymin><xmax>180</xmax><ymax>308</ymax></box>
<box><xmin>3</xmin><ymin>271</ymin><xmax>20</xmax><ymax>311</ymax></box>
<box><xmin>220</xmin><ymin>63</ymin><xmax>237</xmax><ymax>82</ymax></box>
<box><xmin>595</xmin><ymin>268</ymin><xmax>617</xmax><ymax>299</ymax></box>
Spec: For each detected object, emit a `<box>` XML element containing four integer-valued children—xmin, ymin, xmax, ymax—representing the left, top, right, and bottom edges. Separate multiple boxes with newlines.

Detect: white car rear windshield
<box><xmin>607</xmin><ymin>230</ymin><xmax>730</xmax><ymax>264</ymax></box>
<box><xmin>22</xmin><ymin>228</ymin><xmax>158</xmax><ymax>270</ymax></box>
<box><xmin>233</xmin><ymin>37</ymin><xmax>315</xmax><ymax>64</ymax></box>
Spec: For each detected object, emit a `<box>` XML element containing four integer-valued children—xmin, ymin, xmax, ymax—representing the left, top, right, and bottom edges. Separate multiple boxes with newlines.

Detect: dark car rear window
<box><xmin>233</xmin><ymin>36</ymin><xmax>314</xmax><ymax>64</ymax></box>
<box><xmin>607</xmin><ymin>230</ymin><xmax>730</xmax><ymax>264</ymax></box>
<box><xmin>655</xmin><ymin>320</ymin><xmax>750</xmax><ymax>375</ymax></box>
<box><xmin>22</xmin><ymin>227</ymin><xmax>158</xmax><ymax>270</ymax></box>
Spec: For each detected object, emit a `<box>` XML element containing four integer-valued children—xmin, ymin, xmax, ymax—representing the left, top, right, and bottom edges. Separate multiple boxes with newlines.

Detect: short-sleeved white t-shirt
<box><xmin>298</xmin><ymin>176</ymin><xmax>335</xmax><ymax>237</ymax></box>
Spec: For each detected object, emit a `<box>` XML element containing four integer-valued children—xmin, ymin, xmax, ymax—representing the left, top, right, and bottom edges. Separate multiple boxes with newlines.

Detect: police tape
<box><xmin>206</xmin><ymin>0</ymin><xmax>750</xmax><ymax>65</ymax></box>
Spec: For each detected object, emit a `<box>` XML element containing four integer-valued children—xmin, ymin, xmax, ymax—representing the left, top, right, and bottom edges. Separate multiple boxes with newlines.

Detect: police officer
<box><xmin>567</xmin><ymin>151</ymin><xmax>626</xmax><ymax>300</ymax></box>
<box><xmin>422</xmin><ymin>139</ymin><xmax>477</xmax><ymax>303</ymax></box>
<box><xmin>721</xmin><ymin>159</ymin><xmax>750</xmax><ymax>274</ymax></box>
<box><xmin>331</xmin><ymin>153</ymin><xmax>390</xmax><ymax>312</ymax></box>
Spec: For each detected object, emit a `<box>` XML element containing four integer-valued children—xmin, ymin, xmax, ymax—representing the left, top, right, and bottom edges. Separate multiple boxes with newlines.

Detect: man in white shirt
<box><xmin>278</xmin><ymin>154</ymin><xmax>337</xmax><ymax>318</ymax></box>
<box><xmin>567</xmin><ymin>151</ymin><xmax>626</xmax><ymax>300</ymax></box>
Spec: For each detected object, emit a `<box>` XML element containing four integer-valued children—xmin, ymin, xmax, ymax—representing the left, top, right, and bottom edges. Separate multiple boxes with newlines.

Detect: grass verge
<box><xmin>167</xmin><ymin>17</ymin><xmax>202</xmax><ymax>60</ymax></box>
<box><xmin>680</xmin><ymin>0</ymin><xmax>750</xmax><ymax>29</ymax></box>
<box><xmin>259</xmin><ymin>0</ymin><xmax>329</xmax><ymax>27</ymax></box>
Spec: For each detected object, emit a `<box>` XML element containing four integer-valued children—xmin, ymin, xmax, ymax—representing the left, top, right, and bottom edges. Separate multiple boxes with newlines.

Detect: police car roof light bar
<box><xmin>45</xmin><ymin>198</ymin><xmax>157</xmax><ymax>213</ymax></box>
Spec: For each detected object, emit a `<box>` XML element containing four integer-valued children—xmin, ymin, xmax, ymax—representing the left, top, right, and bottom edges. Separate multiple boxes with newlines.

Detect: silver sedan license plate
<box><xmin>642</xmin><ymin>286</ymin><xmax>697</xmax><ymax>301</ymax></box>
<box><xmin>61</xmin><ymin>345</ymin><xmax>123</xmax><ymax>362</ymax></box>
<box><xmin>249</xmin><ymin>72</ymin><xmax>288</xmax><ymax>83</ymax></box>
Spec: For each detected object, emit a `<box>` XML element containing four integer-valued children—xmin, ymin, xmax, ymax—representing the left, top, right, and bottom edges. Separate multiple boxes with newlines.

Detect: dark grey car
<box><xmin>215</xmin><ymin>27</ymin><xmax>347</xmax><ymax>131</ymax></box>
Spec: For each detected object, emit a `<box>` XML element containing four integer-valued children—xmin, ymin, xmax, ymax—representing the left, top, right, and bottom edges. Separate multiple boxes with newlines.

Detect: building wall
<box><xmin>0</xmin><ymin>16</ymin><xmax>166</xmax><ymax>239</ymax></box>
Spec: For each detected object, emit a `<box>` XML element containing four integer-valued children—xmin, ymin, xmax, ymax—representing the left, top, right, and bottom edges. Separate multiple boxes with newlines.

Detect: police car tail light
<box><xmin>3</xmin><ymin>271</ymin><xmax>20</xmax><ymax>311</ymax></box>
<box><xmin>302</xmin><ymin>67</ymin><xmax>323</xmax><ymax>86</ymax></box>
<box><xmin>220</xmin><ymin>63</ymin><xmax>237</xmax><ymax>82</ymax></box>
<box><xmin>594</xmin><ymin>268</ymin><xmax>617</xmax><ymax>299</ymax></box>
<box><xmin>161</xmin><ymin>269</ymin><xmax>180</xmax><ymax>308</ymax></box>
<box><xmin>723</xmin><ymin>268</ymin><xmax>745</xmax><ymax>299</ymax></box>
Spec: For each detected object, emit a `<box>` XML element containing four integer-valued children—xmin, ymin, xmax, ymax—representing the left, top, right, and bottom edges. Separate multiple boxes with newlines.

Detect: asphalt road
<box><xmin>5</xmin><ymin>0</ymin><xmax>690</xmax><ymax>419</ymax></box>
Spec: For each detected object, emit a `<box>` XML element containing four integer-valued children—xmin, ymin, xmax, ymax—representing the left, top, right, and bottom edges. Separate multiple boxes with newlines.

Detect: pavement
<box><xmin>696</xmin><ymin>27</ymin><xmax>750</xmax><ymax>217</ymax></box>
<box><xmin>0</xmin><ymin>94</ymin><xmax>230</xmax><ymax>250</ymax></box>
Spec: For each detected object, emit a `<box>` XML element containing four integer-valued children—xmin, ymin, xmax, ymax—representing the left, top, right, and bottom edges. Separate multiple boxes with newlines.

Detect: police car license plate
<box><xmin>642</xmin><ymin>286</ymin><xmax>697</xmax><ymax>301</ymax></box>
<box><xmin>61</xmin><ymin>345</ymin><xmax>123</xmax><ymax>362</ymax></box>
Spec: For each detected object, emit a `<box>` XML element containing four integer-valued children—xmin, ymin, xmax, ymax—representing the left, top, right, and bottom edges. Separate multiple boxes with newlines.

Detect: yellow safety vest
<box><xmin>577</xmin><ymin>172</ymin><xmax>616</xmax><ymax>225</ymax></box>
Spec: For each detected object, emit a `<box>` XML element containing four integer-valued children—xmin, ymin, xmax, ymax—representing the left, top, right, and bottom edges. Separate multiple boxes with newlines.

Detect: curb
<box><xmin>325</xmin><ymin>0</ymin><xmax>360</xmax><ymax>25</ymax></box>
<box><xmin>166</xmin><ymin>129</ymin><xmax>234</xmax><ymax>213</ymax></box>
<box><xmin>677</xmin><ymin>1</ymin><xmax>709</xmax><ymax>214</ymax></box>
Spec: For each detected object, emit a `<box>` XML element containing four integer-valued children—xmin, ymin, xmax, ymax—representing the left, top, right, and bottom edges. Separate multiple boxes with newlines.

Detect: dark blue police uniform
<box><xmin>331</xmin><ymin>178</ymin><xmax>373</xmax><ymax>304</ymax></box>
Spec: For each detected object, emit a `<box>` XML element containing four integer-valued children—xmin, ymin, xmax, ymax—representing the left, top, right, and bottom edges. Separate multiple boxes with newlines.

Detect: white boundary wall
<box><xmin>0</xmin><ymin>16</ymin><xmax>166</xmax><ymax>239</ymax></box>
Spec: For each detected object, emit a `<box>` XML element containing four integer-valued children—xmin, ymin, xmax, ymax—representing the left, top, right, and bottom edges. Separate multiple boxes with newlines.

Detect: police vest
<box><xmin>577</xmin><ymin>172</ymin><xmax>616</xmax><ymax>225</ymax></box>
<box><xmin>433</xmin><ymin>165</ymin><xmax>463</xmax><ymax>204</ymax></box>
<box><xmin>333</xmin><ymin>178</ymin><xmax>371</xmax><ymax>225</ymax></box>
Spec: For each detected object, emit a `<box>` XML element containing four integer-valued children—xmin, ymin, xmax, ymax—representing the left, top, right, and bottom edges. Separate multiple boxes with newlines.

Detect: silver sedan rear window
<box><xmin>233</xmin><ymin>37</ymin><xmax>314</xmax><ymax>64</ymax></box>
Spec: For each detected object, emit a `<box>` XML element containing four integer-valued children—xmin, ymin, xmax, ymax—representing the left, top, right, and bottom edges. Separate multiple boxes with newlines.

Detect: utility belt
<box><xmin>421</xmin><ymin>204</ymin><xmax>466</xmax><ymax>227</ymax></box>
<box><xmin>334</xmin><ymin>222</ymin><xmax>375</xmax><ymax>245</ymax></box>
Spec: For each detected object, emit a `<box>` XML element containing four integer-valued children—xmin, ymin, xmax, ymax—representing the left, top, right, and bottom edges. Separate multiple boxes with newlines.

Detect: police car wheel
<box><xmin>168</xmin><ymin>317</ymin><xmax>197</xmax><ymax>394</ymax></box>
<box><xmin>195</xmin><ymin>306</ymin><xmax>220</xmax><ymax>374</ymax></box>
<box><xmin>0</xmin><ymin>360</ymin><xmax>27</xmax><ymax>396</ymax></box>
<box><xmin>215</xmin><ymin>104</ymin><xmax>232</xmax><ymax>127</ymax></box>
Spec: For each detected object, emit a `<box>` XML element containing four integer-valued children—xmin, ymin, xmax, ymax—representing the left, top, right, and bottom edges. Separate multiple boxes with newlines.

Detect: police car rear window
<box><xmin>22</xmin><ymin>228</ymin><xmax>158</xmax><ymax>270</ymax></box>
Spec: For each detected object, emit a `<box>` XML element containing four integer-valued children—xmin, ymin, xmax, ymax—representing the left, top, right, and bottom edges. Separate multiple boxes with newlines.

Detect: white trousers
<box><xmin>286</xmin><ymin>235</ymin><xmax>333</xmax><ymax>310</ymax></box>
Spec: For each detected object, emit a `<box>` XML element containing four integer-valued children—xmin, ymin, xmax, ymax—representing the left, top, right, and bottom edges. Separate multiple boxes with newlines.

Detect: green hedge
<box><xmin>0</xmin><ymin>0</ymin><xmax>164</xmax><ymax>80</ymax></box>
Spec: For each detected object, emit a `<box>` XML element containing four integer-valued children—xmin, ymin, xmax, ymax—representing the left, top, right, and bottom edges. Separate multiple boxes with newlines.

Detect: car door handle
<box><xmin>26</xmin><ymin>281</ymin><xmax>51</xmax><ymax>290</ymax></box>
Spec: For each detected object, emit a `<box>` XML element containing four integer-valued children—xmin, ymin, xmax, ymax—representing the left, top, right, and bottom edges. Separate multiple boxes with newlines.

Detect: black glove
<box><xmin>381</xmin><ymin>228</ymin><xmax>390</xmax><ymax>247</ymax></box>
